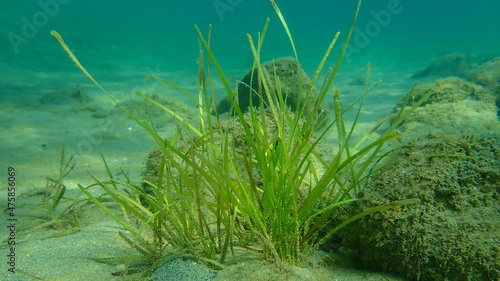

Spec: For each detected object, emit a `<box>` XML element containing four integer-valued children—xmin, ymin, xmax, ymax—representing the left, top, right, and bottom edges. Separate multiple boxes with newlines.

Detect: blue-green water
<box><xmin>2</xmin><ymin>0</ymin><xmax>499</xmax><ymax>90</ymax></box>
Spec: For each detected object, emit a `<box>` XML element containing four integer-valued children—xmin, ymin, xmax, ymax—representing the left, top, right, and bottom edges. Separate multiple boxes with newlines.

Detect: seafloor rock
<box><xmin>39</xmin><ymin>85</ymin><xmax>90</xmax><ymax>105</ymax></box>
<box><xmin>468</xmin><ymin>57</ymin><xmax>500</xmax><ymax>94</ymax></box>
<box><xmin>399</xmin><ymin>77</ymin><xmax>495</xmax><ymax>106</ymax></box>
<box><xmin>394</xmin><ymin>77</ymin><xmax>499</xmax><ymax>135</ymax></box>
<box><xmin>339</xmin><ymin>75</ymin><xmax>500</xmax><ymax>280</ymax></box>
<box><xmin>341</xmin><ymin>134</ymin><xmax>500</xmax><ymax>281</ymax></box>
<box><xmin>411</xmin><ymin>53</ymin><xmax>472</xmax><ymax>79</ymax></box>
<box><xmin>38</xmin><ymin>85</ymin><xmax>108</xmax><ymax>118</ymax></box>
<box><xmin>411</xmin><ymin>55</ymin><xmax>500</xmax><ymax>117</ymax></box>
<box><xmin>217</xmin><ymin>57</ymin><xmax>328</xmax><ymax>122</ymax></box>
<box><xmin>148</xmin><ymin>255</ymin><xmax>217</xmax><ymax>281</ymax></box>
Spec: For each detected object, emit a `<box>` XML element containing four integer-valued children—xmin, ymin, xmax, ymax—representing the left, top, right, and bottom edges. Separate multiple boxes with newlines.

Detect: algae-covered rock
<box><xmin>394</xmin><ymin>77</ymin><xmax>499</xmax><ymax>135</ymax></box>
<box><xmin>411</xmin><ymin>55</ymin><xmax>500</xmax><ymax>116</ymax></box>
<box><xmin>400</xmin><ymin>77</ymin><xmax>495</xmax><ymax>106</ymax></box>
<box><xmin>468</xmin><ymin>57</ymin><xmax>500</xmax><ymax>94</ymax></box>
<box><xmin>342</xmin><ymin>134</ymin><xmax>500</xmax><ymax>281</ymax></box>
<box><xmin>217</xmin><ymin>57</ymin><xmax>328</xmax><ymax>121</ymax></box>
<box><xmin>411</xmin><ymin>53</ymin><xmax>472</xmax><ymax>79</ymax></box>
<box><xmin>352</xmin><ymin>75</ymin><xmax>500</xmax><ymax>280</ymax></box>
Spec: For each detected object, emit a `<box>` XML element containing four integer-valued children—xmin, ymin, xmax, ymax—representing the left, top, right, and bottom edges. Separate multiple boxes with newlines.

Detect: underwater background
<box><xmin>2</xmin><ymin>0</ymin><xmax>499</xmax><ymax>161</ymax></box>
<box><xmin>1</xmin><ymin>0</ymin><xmax>499</xmax><ymax>280</ymax></box>
<box><xmin>2</xmin><ymin>0</ymin><xmax>500</xmax><ymax>97</ymax></box>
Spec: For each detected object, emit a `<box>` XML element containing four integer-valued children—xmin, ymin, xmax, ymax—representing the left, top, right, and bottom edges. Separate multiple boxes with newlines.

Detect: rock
<box><xmin>344</xmin><ymin>74</ymin><xmax>500</xmax><ymax>280</ymax></box>
<box><xmin>218</xmin><ymin>57</ymin><xmax>328</xmax><ymax>122</ymax></box>
<box><xmin>401</xmin><ymin>77</ymin><xmax>496</xmax><ymax>106</ymax></box>
<box><xmin>411</xmin><ymin>53</ymin><xmax>472</xmax><ymax>79</ymax></box>
<box><xmin>393</xmin><ymin>77</ymin><xmax>499</xmax><ymax>136</ymax></box>
<box><xmin>148</xmin><ymin>256</ymin><xmax>217</xmax><ymax>281</ymax></box>
<box><xmin>341</xmin><ymin>134</ymin><xmax>500</xmax><ymax>281</ymax></box>
<box><xmin>468</xmin><ymin>57</ymin><xmax>500</xmax><ymax>95</ymax></box>
<box><xmin>39</xmin><ymin>85</ymin><xmax>90</xmax><ymax>105</ymax></box>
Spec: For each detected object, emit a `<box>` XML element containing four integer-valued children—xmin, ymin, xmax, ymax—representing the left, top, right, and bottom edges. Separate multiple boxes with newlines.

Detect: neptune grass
<box><xmin>52</xmin><ymin>0</ymin><xmax>425</xmax><ymax>267</ymax></box>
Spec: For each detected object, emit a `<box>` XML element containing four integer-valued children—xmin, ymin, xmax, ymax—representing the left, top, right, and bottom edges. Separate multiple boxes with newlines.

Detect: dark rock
<box><xmin>39</xmin><ymin>85</ymin><xmax>90</xmax><ymax>105</ymax></box>
<box><xmin>218</xmin><ymin>57</ymin><xmax>328</xmax><ymax>122</ymax></box>
<box><xmin>411</xmin><ymin>53</ymin><xmax>472</xmax><ymax>79</ymax></box>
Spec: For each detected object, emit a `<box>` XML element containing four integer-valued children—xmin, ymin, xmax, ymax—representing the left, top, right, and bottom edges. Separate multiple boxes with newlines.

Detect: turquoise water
<box><xmin>1</xmin><ymin>0</ymin><xmax>499</xmax><ymax>101</ymax></box>
<box><xmin>3</xmin><ymin>0</ymin><xmax>500</xmax><ymax>83</ymax></box>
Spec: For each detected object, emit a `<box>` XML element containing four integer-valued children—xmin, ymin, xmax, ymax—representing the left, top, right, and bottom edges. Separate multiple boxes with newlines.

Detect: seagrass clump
<box><xmin>52</xmin><ymin>0</ymin><xmax>428</xmax><ymax>273</ymax></box>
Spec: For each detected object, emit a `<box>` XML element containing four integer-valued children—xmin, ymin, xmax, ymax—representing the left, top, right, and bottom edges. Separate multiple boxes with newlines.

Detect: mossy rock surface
<box><xmin>468</xmin><ymin>57</ymin><xmax>500</xmax><ymax>94</ymax></box>
<box><xmin>218</xmin><ymin>57</ymin><xmax>328</xmax><ymax>121</ymax></box>
<box><xmin>400</xmin><ymin>77</ymin><xmax>495</xmax><ymax>107</ymax></box>
<box><xmin>394</xmin><ymin>77</ymin><xmax>499</xmax><ymax>135</ymax></box>
<box><xmin>341</xmin><ymin>133</ymin><xmax>500</xmax><ymax>281</ymax></box>
<box><xmin>411</xmin><ymin>53</ymin><xmax>472</xmax><ymax>79</ymax></box>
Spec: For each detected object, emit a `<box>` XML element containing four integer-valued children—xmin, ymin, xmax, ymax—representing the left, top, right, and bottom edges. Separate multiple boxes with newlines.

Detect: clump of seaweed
<box><xmin>50</xmin><ymin>0</ymin><xmax>428</xmax><ymax>276</ymax></box>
